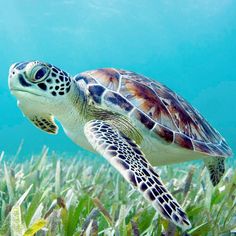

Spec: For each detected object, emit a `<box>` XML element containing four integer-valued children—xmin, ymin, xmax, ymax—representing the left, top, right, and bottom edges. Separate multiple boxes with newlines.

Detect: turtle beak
<box><xmin>8</xmin><ymin>62</ymin><xmax>19</xmax><ymax>91</ymax></box>
<box><xmin>8</xmin><ymin>62</ymin><xmax>31</xmax><ymax>92</ymax></box>
<box><xmin>8</xmin><ymin>63</ymin><xmax>18</xmax><ymax>90</ymax></box>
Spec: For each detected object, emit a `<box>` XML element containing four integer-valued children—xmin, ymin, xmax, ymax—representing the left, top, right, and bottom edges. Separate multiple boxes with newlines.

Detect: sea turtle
<box><xmin>8</xmin><ymin>61</ymin><xmax>232</xmax><ymax>230</ymax></box>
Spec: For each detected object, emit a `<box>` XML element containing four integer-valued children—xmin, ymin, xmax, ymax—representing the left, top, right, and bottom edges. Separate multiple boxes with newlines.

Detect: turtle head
<box><xmin>8</xmin><ymin>61</ymin><xmax>73</xmax><ymax>134</ymax></box>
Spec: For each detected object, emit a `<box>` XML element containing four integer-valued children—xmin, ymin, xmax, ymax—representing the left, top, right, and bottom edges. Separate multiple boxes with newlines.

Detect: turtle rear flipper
<box><xmin>204</xmin><ymin>157</ymin><xmax>225</xmax><ymax>186</ymax></box>
<box><xmin>84</xmin><ymin>120</ymin><xmax>191</xmax><ymax>230</ymax></box>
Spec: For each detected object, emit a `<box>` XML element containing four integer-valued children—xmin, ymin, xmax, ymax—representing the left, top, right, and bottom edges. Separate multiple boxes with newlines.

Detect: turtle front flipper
<box><xmin>29</xmin><ymin>114</ymin><xmax>58</xmax><ymax>134</ymax></box>
<box><xmin>84</xmin><ymin>120</ymin><xmax>191</xmax><ymax>230</ymax></box>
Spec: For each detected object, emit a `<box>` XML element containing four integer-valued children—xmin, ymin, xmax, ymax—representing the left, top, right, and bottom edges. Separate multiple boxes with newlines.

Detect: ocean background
<box><xmin>0</xmin><ymin>0</ymin><xmax>236</xmax><ymax>159</ymax></box>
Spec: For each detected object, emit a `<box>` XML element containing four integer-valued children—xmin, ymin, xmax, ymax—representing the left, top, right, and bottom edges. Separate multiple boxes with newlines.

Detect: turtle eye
<box><xmin>29</xmin><ymin>65</ymin><xmax>50</xmax><ymax>82</ymax></box>
<box><xmin>35</xmin><ymin>67</ymin><xmax>48</xmax><ymax>80</ymax></box>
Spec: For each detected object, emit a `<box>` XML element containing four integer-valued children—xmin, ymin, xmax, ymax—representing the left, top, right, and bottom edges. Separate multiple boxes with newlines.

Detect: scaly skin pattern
<box><xmin>8</xmin><ymin>61</ymin><xmax>233</xmax><ymax>230</ymax></box>
<box><xmin>84</xmin><ymin>120</ymin><xmax>191</xmax><ymax>230</ymax></box>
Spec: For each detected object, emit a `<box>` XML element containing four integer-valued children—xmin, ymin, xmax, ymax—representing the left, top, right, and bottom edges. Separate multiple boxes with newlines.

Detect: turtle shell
<box><xmin>74</xmin><ymin>68</ymin><xmax>232</xmax><ymax>158</ymax></box>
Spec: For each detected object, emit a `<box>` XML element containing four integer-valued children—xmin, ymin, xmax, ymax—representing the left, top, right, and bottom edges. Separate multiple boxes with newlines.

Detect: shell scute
<box><xmin>103</xmin><ymin>90</ymin><xmax>134</xmax><ymax>112</ymax></box>
<box><xmin>83</xmin><ymin>68</ymin><xmax>232</xmax><ymax>157</ymax></box>
<box><xmin>153</xmin><ymin>125</ymin><xmax>174</xmax><ymax>143</ymax></box>
<box><xmin>193</xmin><ymin>141</ymin><xmax>213</xmax><ymax>155</ymax></box>
<box><xmin>220</xmin><ymin>141</ymin><xmax>233</xmax><ymax>156</ymax></box>
<box><xmin>120</xmin><ymin>78</ymin><xmax>177</xmax><ymax>130</ymax></box>
<box><xmin>119</xmin><ymin>70</ymin><xmax>151</xmax><ymax>85</ymax></box>
<box><xmin>88</xmin><ymin>68</ymin><xmax>120</xmax><ymax>91</ymax></box>
<box><xmin>174</xmin><ymin>133</ymin><xmax>194</xmax><ymax>150</ymax></box>
<box><xmin>131</xmin><ymin>109</ymin><xmax>155</xmax><ymax>130</ymax></box>
<box><xmin>88</xmin><ymin>85</ymin><xmax>105</xmax><ymax>104</ymax></box>
<box><xmin>152</xmin><ymin>82</ymin><xmax>206</xmax><ymax>141</ymax></box>
<box><xmin>74</xmin><ymin>73</ymin><xmax>98</xmax><ymax>84</ymax></box>
<box><xmin>208</xmin><ymin>143</ymin><xmax>225</xmax><ymax>156</ymax></box>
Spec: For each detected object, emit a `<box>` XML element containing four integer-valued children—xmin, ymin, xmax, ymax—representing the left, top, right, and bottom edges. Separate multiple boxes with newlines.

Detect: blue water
<box><xmin>1</xmin><ymin>0</ymin><xmax>236</xmax><ymax>158</ymax></box>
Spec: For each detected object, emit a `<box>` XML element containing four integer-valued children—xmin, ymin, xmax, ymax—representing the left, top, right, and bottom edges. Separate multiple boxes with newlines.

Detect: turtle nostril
<box><xmin>9</xmin><ymin>62</ymin><xmax>21</xmax><ymax>75</ymax></box>
<box><xmin>9</xmin><ymin>63</ymin><xmax>16</xmax><ymax>73</ymax></box>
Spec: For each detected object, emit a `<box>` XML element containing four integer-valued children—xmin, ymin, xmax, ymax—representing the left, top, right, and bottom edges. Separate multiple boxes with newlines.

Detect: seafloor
<box><xmin>0</xmin><ymin>147</ymin><xmax>235</xmax><ymax>235</ymax></box>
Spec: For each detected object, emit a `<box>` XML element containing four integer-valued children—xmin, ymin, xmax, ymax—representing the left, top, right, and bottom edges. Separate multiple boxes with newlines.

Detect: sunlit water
<box><xmin>0</xmin><ymin>0</ymin><xmax>235</xmax><ymax>161</ymax></box>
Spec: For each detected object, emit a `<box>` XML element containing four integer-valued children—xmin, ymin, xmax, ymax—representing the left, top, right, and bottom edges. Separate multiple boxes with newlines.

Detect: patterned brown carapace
<box><xmin>75</xmin><ymin>68</ymin><xmax>232</xmax><ymax>158</ymax></box>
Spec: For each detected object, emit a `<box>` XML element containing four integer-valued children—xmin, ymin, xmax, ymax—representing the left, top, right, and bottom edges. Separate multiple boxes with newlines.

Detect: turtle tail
<box><xmin>204</xmin><ymin>157</ymin><xmax>225</xmax><ymax>186</ymax></box>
